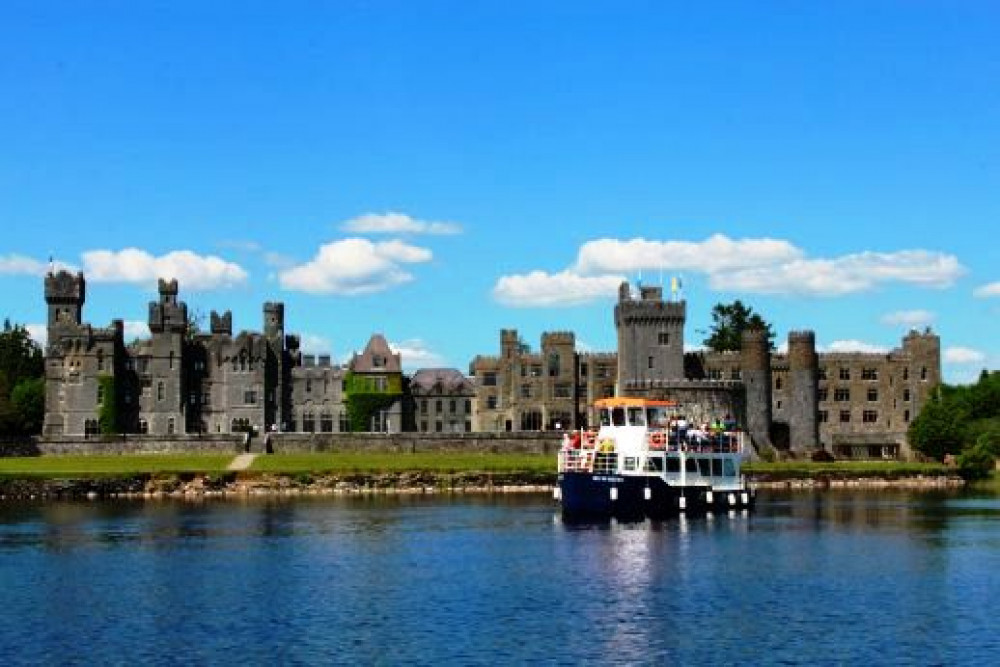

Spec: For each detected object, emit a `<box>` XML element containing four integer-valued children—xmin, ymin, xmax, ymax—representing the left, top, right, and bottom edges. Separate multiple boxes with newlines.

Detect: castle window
<box><xmin>776</xmin><ymin>400</ymin><xmax>782</xmax><ymax>409</ymax></box>
<box><xmin>648</xmin><ymin>356</ymin><xmax>654</xmax><ymax>369</ymax></box>
<box><xmin>240</xmin><ymin>356</ymin><xmax>246</xmax><ymax>373</ymax></box>
<box><xmin>548</xmin><ymin>353</ymin><xmax>560</xmax><ymax>377</ymax></box>
<box><xmin>465</xmin><ymin>421</ymin><xmax>471</xmax><ymax>432</ymax></box>
<box><xmin>84</xmin><ymin>419</ymin><xmax>100</xmax><ymax>437</ymax></box>
<box><xmin>731</xmin><ymin>369</ymin><xmax>742</xmax><ymax>381</ymax></box>
<box><xmin>818</xmin><ymin>388</ymin><xmax>828</xmax><ymax>402</ymax></box>
<box><xmin>818</xmin><ymin>367</ymin><xmax>827</xmax><ymax>380</ymax></box>
<box><xmin>157</xmin><ymin>382</ymin><xmax>164</xmax><ymax>402</ymax></box>
<box><xmin>921</xmin><ymin>367</ymin><xmax>928</xmax><ymax>381</ymax></box>
<box><xmin>862</xmin><ymin>368</ymin><xmax>878</xmax><ymax>381</ymax></box>
<box><xmin>818</xmin><ymin>410</ymin><xmax>828</xmax><ymax>423</ymax></box>
<box><xmin>420</xmin><ymin>400</ymin><xmax>427</xmax><ymax>414</ymax></box>
<box><xmin>306</xmin><ymin>379</ymin><xmax>312</xmax><ymax>393</ymax></box>
<box><xmin>839</xmin><ymin>410</ymin><xmax>851</xmax><ymax>423</ymax></box>
<box><xmin>709</xmin><ymin>369</ymin><xmax>722</xmax><ymax>380</ymax></box>
<box><xmin>97</xmin><ymin>384</ymin><xmax>104</xmax><ymax>405</ymax></box>
<box><xmin>531</xmin><ymin>365</ymin><xmax>542</xmax><ymax>378</ymax></box>
<box><xmin>138</xmin><ymin>419</ymin><xmax>148</xmax><ymax>434</ymax></box>
<box><xmin>436</xmin><ymin>421</ymin><xmax>443</xmax><ymax>432</ymax></box>
<box><xmin>658</xmin><ymin>332</ymin><xmax>670</xmax><ymax>346</ymax></box>
<box><xmin>436</xmin><ymin>400</ymin><xmax>443</xmax><ymax>413</ymax></box>
<box><xmin>449</xmin><ymin>400</ymin><xmax>456</xmax><ymax>413</ymax></box>
<box><xmin>867</xmin><ymin>388</ymin><xmax>878</xmax><ymax>402</ymax></box>
<box><xmin>232</xmin><ymin>359</ymin><xmax>238</xmax><ymax>372</ymax></box>
<box><xmin>904</xmin><ymin>410</ymin><xmax>910</xmax><ymax>423</ymax></box>
<box><xmin>580</xmin><ymin>362</ymin><xmax>588</xmax><ymax>377</ymax></box>
<box><xmin>373</xmin><ymin>355</ymin><xmax>385</xmax><ymax>368</ymax></box>
<box><xmin>203</xmin><ymin>392</ymin><xmax>211</xmax><ymax>406</ymax></box>
<box><xmin>839</xmin><ymin>368</ymin><xmax>851</xmax><ymax>381</ymax></box>
<box><xmin>483</xmin><ymin>372</ymin><xmax>497</xmax><ymax>386</ymax></box>
<box><xmin>554</xmin><ymin>383</ymin><xmax>572</xmax><ymax>399</ymax></box>
<box><xmin>487</xmin><ymin>396</ymin><xmax>499</xmax><ymax>410</ymax></box>
<box><xmin>834</xmin><ymin>388</ymin><xmax>850</xmax><ymax>402</ymax></box>
<box><xmin>339</xmin><ymin>412</ymin><xmax>350</xmax><ymax>432</ymax></box>
<box><xmin>903</xmin><ymin>368</ymin><xmax>909</xmax><ymax>381</ymax></box>
<box><xmin>169</xmin><ymin>352</ymin><xmax>174</xmax><ymax>370</ymax></box>
<box><xmin>465</xmin><ymin>400</ymin><xmax>471</xmax><ymax>413</ymax></box>
<box><xmin>420</xmin><ymin>421</ymin><xmax>428</xmax><ymax>432</ymax></box>
<box><xmin>775</xmin><ymin>376</ymin><xmax>783</xmax><ymax>390</ymax></box>
<box><xmin>903</xmin><ymin>389</ymin><xmax>911</xmax><ymax>402</ymax></box>
<box><xmin>167</xmin><ymin>418</ymin><xmax>175</xmax><ymax>435</ymax></box>
<box><xmin>374</xmin><ymin>377</ymin><xmax>388</xmax><ymax>392</ymax></box>
<box><xmin>320</xmin><ymin>412</ymin><xmax>333</xmax><ymax>433</ymax></box>
<box><xmin>863</xmin><ymin>410</ymin><xmax>878</xmax><ymax>423</ymax></box>
<box><xmin>97</xmin><ymin>351</ymin><xmax>104</xmax><ymax>372</ymax></box>
<box><xmin>521</xmin><ymin>384</ymin><xmax>531</xmax><ymax>398</ymax></box>
<box><xmin>244</xmin><ymin>390</ymin><xmax>257</xmax><ymax>405</ymax></box>
<box><xmin>302</xmin><ymin>412</ymin><xmax>315</xmax><ymax>433</ymax></box>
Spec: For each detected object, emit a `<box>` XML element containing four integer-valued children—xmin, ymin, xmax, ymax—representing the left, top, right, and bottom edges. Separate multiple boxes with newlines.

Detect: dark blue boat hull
<box><xmin>557</xmin><ymin>472</ymin><xmax>754</xmax><ymax>519</ymax></box>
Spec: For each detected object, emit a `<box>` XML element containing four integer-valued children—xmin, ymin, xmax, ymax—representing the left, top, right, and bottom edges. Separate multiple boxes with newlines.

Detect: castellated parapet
<box><xmin>210</xmin><ymin>311</ymin><xmax>233</xmax><ymax>336</ymax></box>
<box><xmin>45</xmin><ymin>271</ymin><xmax>86</xmax><ymax>330</ymax></box>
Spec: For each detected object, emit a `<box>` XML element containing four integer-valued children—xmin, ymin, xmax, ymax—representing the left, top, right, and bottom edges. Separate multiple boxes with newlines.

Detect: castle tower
<box><xmin>501</xmin><ymin>329</ymin><xmax>520</xmax><ymax>360</ymax></box>
<box><xmin>45</xmin><ymin>270</ymin><xmax>85</xmax><ymax>332</ymax></box>
<box><xmin>615</xmin><ymin>281</ymin><xmax>685</xmax><ymax>389</ymax></box>
<box><xmin>263</xmin><ymin>302</ymin><xmax>286</xmax><ymax>431</ymax></box>
<box><xmin>901</xmin><ymin>328</ymin><xmax>941</xmax><ymax>420</ymax></box>
<box><xmin>146</xmin><ymin>278</ymin><xmax>187</xmax><ymax>434</ymax></box>
<box><xmin>148</xmin><ymin>279</ymin><xmax>187</xmax><ymax>334</ymax></box>
<box><xmin>741</xmin><ymin>328</ymin><xmax>773</xmax><ymax>452</ymax></box>
<box><xmin>787</xmin><ymin>330</ymin><xmax>820</xmax><ymax>453</ymax></box>
<box><xmin>210</xmin><ymin>310</ymin><xmax>233</xmax><ymax>336</ymax></box>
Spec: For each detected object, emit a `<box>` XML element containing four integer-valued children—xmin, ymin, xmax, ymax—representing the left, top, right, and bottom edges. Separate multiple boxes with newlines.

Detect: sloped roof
<box><xmin>410</xmin><ymin>368</ymin><xmax>474</xmax><ymax>396</ymax></box>
<box><xmin>350</xmin><ymin>333</ymin><xmax>401</xmax><ymax>372</ymax></box>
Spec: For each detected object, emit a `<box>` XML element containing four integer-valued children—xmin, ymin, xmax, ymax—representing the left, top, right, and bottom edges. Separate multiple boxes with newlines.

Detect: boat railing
<box><xmin>558</xmin><ymin>449</ymin><xmax>593</xmax><ymax>473</ymax></box>
<box><xmin>646</xmin><ymin>430</ymin><xmax>743</xmax><ymax>454</ymax></box>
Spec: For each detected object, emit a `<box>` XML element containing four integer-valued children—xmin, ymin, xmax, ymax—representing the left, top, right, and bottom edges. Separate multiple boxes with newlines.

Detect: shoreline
<box><xmin>0</xmin><ymin>471</ymin><xmax>966</xmax><ymax>501</ymax></box>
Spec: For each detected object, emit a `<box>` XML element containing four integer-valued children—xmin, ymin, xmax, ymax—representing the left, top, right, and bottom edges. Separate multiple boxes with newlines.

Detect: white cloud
<box><xmin>974</xmin><ymin>282</ymin><xmax>1000</xmax><ymax>298</ymax></box>
<box><xmin>0</xmin><ymin>254</ymin><xmax>76</xmax><ymax>276</ymax></box>
<box><xmin>823</xmin><ymin>340</ymin><xmax>890</xmax><ymax>354</ymax></box>
<box><xmin>122</xmin><ymin>321</ymin><xmax>150</xmax><ymax>341</ymax></box>
<box><xmin>26</xmin><ymin>324</ymin><xmax>47</xmax><ymax>349</ymax></box>
<box><xmin>493</xmin><ymin>235</ymin><xmax>966</xmax><ymax>307</ymax></box>
<box><xmin>493</xmin><ymin>270</ymin><xmax>625</xmax><ymax>307</ymax></box>
<box><xmin>943</xmin><ymin>346</ymin><xmax>987</xmax><ymax>365</ymax></box>
<box><xmin>279</xmin><ymin>238</ymin><xmax>432</xmax><ymax>295</ymax></box>
<box><xmin>880</xmin><ymin>310</ymin><xmax>936</xmax><ymax>328</ymax></box>
<box><xmin>573</xmin><ymin>235</ymin><xmax>803</xmax><ymax>275</ymax></box>
<box><xmin>389</xmin><ymin>338</ymin><xmax>448</xmax><ymax>371</ymax></box>
<box><xmin>711</xmin><ymin>251</ymin><xmax>964</xmax><ymax>296</ymax></box>
<box><xmin>82</xmin><ymin>248</ymin><xmax>248</xmax><ymax>290</ymax></box>
<box><xmin>299</xmin><ymin>333</ymin><xmax>333</xmax><ymax>356</ymax></box>
<box><xmin>340</xmin><ymin>212</ymin><xmax>462</xmax><ymax>236</ymax></box>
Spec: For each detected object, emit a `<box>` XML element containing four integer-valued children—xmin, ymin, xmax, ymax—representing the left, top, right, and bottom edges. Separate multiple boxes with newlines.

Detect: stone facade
<box><xmin>470</xmin><ymin>280</ymin><xmax>942</xmax><ymax>460</ymax></box>
<box><xmin>42</xmin><ymin>271</ymin><xmax>394</xmax><ymax>437</ymax></box>
<box><xmin>410</xmin><ymin>368</ymin><xmax>475</xmax><ymax>433</ymax></box>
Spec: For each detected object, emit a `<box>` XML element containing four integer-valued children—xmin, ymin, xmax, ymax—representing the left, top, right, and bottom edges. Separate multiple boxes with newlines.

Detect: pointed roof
<box><xmin>410</xmin><ymin>368</ymin><xmax>474</xmax><ymax>395</ymax></box>
<box><xmin>350</xmin><ymin>333</ymin><xmax>401</xmax><ymax>373</ymax></box>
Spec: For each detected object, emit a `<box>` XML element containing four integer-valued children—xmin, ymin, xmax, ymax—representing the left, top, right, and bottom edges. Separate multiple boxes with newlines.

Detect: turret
<box><xmin>741</xmin><ymin>328</ymin><xmax>773</xmax><ymax>453</ymax></box>
<box><xmin>787</xmin><ymin>330</ymin><xmax>819</xmax><ymax>453</ymax></box>
<box><xmin>615</xmin><ymin>280</ymin><xmax>686</xmax><ymax>388</ymax></box>
<box><xmin>210</xmin><ymin>310</ymin><xmax>233</xmax><ymax>336</ymax></box>
<box><xmin>148</xmin><ymin>278</ymin><xmax>187</xmax><ymax>334</ymax></box>
<box><xmin>45</xmin><ymin>270</ymin><xmax>85</xmax><ymax>329</ymax></box>
<box><xmin>263</xmin><ymin>302</ymin><xmax>284</xmax><ymax>340</ymax></box>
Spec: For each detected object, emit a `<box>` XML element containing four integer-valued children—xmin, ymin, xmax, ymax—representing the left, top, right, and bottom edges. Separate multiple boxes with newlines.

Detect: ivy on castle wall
<box><xmin>97</xmin><ymin>375</ymin><xmax>119</xmax><ymax>435</ymax></box>
<box><xmin>343</xmin><ymin>371</ymin><xmax>402</xmax><ymax>432</ymax></box>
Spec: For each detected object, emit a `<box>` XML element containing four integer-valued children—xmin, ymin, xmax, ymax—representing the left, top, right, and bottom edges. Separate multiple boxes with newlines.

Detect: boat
<box><xmin>555</xmin><ymin>397</ymin><xmax>755</xmax><ymax>518</ymax></box>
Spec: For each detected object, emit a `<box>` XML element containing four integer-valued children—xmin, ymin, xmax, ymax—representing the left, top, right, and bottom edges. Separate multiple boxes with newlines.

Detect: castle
<box><xmin>470</xmin><ymin>281</ymin><xmax>941</xmax><ymax>459</ymax></box>
<box><xmin>42</xmin><ymin>271</ymin><xmax>941</xmax><ymax>459</ymax></box>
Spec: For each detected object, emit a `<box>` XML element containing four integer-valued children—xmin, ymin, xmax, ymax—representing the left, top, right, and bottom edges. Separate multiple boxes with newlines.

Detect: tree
<box><xmin>0</xmin><ymin>321</ymin><xmax>45</xmax><ymax>436</ymax></box>
<box><xmin>703</xmin><ymin>300</ymin><xmax>775</xmax><ymax>352</ymax></box>
<box><xmin>10</xmin><ymin>377</ymin><xmax>44</xmax><ymax>435</ymax></box>
<box><xmin>908</xmin><ymin>395</ymin><xmax>969</xmax><ymax>460</ymax></box>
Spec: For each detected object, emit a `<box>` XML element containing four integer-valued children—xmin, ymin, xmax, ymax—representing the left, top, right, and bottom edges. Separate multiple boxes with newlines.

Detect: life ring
<box><xmin>650</xmin><ymin>432</ymin><xmax>665</xmax><ymax>449</ymax></box>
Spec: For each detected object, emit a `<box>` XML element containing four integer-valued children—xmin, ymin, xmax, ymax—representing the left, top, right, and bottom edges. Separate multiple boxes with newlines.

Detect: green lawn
<box><xmin>743</xmin><ymin>460</ymin><xmax>951</xmax><ymax>478</ymax></box>
<box><xmin>0</xmin><ymin>454</ymin><xmax>233</xmax><ymax>477</ymax></box>
<box><xmin>249</xmin><ymin>453</ymin><xmax>554</xmax><ymax>474</ymax></box>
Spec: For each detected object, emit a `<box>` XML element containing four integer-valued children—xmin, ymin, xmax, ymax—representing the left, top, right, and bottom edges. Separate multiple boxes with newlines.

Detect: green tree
<box><xmin>0</xmin><ymin>321</ymin><xmax>45</xmax><ymax>436</ymax></box>
<box><xmin>703</xmin><ymin>300</ymin><xmax>775</xmax><ymax>352</ymax></box>
<box><xmin>908</xmin><ymin>394</ymin><xmax>969</xmax><ymax>460</ymax></box>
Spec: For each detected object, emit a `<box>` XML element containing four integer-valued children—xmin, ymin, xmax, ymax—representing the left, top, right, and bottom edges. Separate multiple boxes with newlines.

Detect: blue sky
<box><xmin>1</xmin><ymin>1</ymin><xmax>997</xmax><ymax>382</ymax></box>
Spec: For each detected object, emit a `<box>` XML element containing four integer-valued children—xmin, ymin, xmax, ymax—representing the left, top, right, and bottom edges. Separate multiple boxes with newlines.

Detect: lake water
<box><xmin>2</xmin><ymin>489</ymin><xmax>1000</xmax><ymax>665</ymax></box>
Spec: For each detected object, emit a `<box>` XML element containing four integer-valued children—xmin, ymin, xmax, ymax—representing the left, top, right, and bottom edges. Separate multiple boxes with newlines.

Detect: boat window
<box><xmin>600</xmin><ymin>409</ymin><xmax>611</xmax><ymax>427</ymax></box>
<box><xmin>647</xmin><ymin>408</ymin><xmax>669</xmax><ymax>429</ymax></box>
<box><xmin>612</xmin><ymin>408</ymin><xmax>627</xmax><ymax>426</ymax></box>
<box><xmin>627</xmin><ymin>407</ymin><xmax>646</xmax><ymax>426</ymax></box>
<box><xmin>666</xmin><ymin>457</ymin><xmax>680</xmax><ymax>473</ymax></box>
<box><xmin>712</xmin><ymin>459</ymin><xmax>723</xmax><ymax>477</ymax></box>
<box><xmin>686</xmin><ymin>459</ymin><xmax>698</xmax><ymax>473</ymax></box>
<box><xmin>697</xmin><ymin>458</ymin><xmax>711</xmax><ymax>477</ymax></box>
<box><xmin>724</xmin><ymin>458</ymin><xmax>736</xmax><ymax>477</ymax></box>
<box><xmin>623</xmin><ymin>457</ymin><xmax>637</xmax><ymax>471</ymax></box>
<box><xmin>644</xmin><ymin>456</ymin><xmax>664</xmax><ymax>472</ymax></box>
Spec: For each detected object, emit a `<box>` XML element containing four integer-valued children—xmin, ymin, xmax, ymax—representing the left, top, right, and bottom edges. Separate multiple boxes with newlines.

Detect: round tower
<box><xmin>740</xmin><ymin>328</ymin><xmax>773</xmax><ymax>453</ymax></box>
<box><xmin>787</xmin><ymin>330</ymin><xmax>819</xmax><ymax>453</ymax></box>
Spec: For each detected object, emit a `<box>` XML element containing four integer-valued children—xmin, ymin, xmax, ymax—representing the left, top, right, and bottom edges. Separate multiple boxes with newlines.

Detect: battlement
<box><xmin>788</xmin><ymin>330</ymin><xmax>816</xmax><ymax>345</ymax></box>
<box><xmin>45</xmin><ymin>271</ymin><xmax>85</xmax><ymax>304</ymax></box>
<box><xmin>210</xmin><ymin>310</ymin><xmax>233</xmax><ymax>335</ymax></box>
<box><xmin>787</xmin><ymin>330</ymin><xmax>818</xmax><ymax>370</ymax></box>
<box><xmin>541</xmin><ymin>331</ymin><xmax>575</xmax><ymax>347</ymax></box>
<box><xmin>158</xmin><ymin>278</ymin><xmax>179</xmax><ymax>297</ymax></box>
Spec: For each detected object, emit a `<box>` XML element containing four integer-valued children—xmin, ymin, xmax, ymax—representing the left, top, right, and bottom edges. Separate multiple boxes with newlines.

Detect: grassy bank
<box><xmin>0</xmin><ymin>454</ymin><xmax>233</xmax><ymax>477</ymax></box>
<box><xmin>743</xmin><ymin>461</ymin><xmax>951</xmax><ymax>479</ymax></box>
<box><xmin>249</xmin><ymin>453</ymin><xmax>552</xmax><ymax>474</ymax></box>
